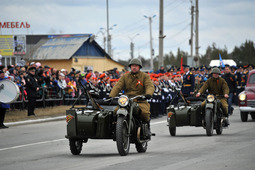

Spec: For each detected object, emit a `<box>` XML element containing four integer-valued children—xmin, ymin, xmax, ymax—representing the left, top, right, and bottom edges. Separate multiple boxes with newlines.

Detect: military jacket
<box><xmin>151</xmin><ymin>84</ymin><xmax>161</xmax><ymax>103</ymax></box>
<box><xmin>222</xmin><ymin>73</ymin><xmax>237</xmax><ymax>93</ymax></box>
<box><xmin>25</xmin><ymin>73</ymin><xmax>39</xmax><ymax>98</ymax></box>
<box><xmin>98</xmin><ymin>81</ymin><xmax>107</xmax><ymax>98</ymax></box>
<box><xmin>181</xmin><ymin>71</ymin><xmax>195</xmax><ymax>95</ymax></box>
<box><xmin>86</xmin><ymin>81</ymin><xmax>99</xmax><ymax>96</ymax></box>
<box><xmin>199</xmin><ymin>77</ymin><xmax>229</xmax><ymax>95</ymax></box>
<box><xmin>237</xmin><ymin>72</ymin><xmax>247</xmax><ymax>88</ymax></box>
<box><xmin>109</xmin><ymin>71</ymin><xmax>154</xmax><ymax>97</ymax></box>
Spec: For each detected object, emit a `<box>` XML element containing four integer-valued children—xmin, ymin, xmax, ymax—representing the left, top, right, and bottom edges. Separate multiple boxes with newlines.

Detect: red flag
<box><xmin>180</xmin><ymin>56</ymin><xmax>183</xmax><ymax>72</ymax></box>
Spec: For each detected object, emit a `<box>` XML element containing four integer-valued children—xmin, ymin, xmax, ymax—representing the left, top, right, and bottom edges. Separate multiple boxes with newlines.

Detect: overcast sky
<box><xmin>1</xmin><ymin>0</ymin><xmax>254</xmax><ymax>61</ymax></box>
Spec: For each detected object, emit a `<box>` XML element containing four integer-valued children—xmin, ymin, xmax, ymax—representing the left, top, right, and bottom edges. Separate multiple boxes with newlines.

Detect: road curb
<box><xmin>5</xmin><ymin>116</ymin><xmax>66</xmax><ymax>126</ymax></box>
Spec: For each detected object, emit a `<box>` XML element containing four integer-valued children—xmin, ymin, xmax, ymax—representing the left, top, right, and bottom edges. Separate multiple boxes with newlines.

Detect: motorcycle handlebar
<box><xmin>104</xmin><ymin>95</ymin><xmax>146</xmax><ymax>103</ymax></box>
<box><xmin>130</xmin><ymin>95</ymin><xmax>146</xmax><ymax>100</ymax></box>
<box><xmin>103</xmin><ymin>96</ymin><xmax>119</xmax><ymax>102</ymax></box>
<box><xmin>196</xmin><ymin>93</ymin><xmax>227</xmax><ymax>98</ymax></box>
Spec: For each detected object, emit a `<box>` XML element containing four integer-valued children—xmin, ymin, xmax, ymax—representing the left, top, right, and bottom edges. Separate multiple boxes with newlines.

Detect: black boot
<box><xmin>223</xmin><ymin>114</ymin><xmax>230</xmax><ymax>127</ymax></box>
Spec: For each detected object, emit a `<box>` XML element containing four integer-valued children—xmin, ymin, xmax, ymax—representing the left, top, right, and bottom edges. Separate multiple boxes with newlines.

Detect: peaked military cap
<box><xmin>28</xmin><ymin>67</ymin><xmax>36</xmax><ymax>72</ymax></box>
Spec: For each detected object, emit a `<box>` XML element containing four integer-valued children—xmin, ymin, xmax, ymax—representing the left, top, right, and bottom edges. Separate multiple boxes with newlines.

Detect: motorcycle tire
<box><xmin>216</xmin><ymin>119</ymin><xmax>223</xmax><ymax>135</ymax></box>
<box><xmin>135</xmin><ymin>142</ymin><xmax>147</xmax><ymax>153</ymax></box>
<box><xmin>205</xmin><ymin>109</ymin><xmax>214</xmax><ymax>136</ymax></box>
<box><xmin>116</xmin><ymin>115</ymin><xmax>130</xmax><ymax>156</ymax></box>
<box><xmin>169</xmin><ymin>126</ymin><xmax>176</xmax><ymax>136</ymax></box>
<box><xmin>69</xmin><ymin>139</ymin><xmax>83</xmax><ymax>155</ymax></box>
<box><xmin>240</xmin><ymin>112</ymin><xmax>248</xmax><ymax>122</ymax></box>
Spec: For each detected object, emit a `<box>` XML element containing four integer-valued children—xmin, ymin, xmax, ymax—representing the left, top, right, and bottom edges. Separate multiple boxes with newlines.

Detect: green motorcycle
<box><xmin>167</xmin><ymin>86</ymin><xmax>226</xmax><ymax>136</ymax></box>
<box><xmin>65</xmin><ymin>81</ymin><xmax>153</xmax><ymax>156</ymax></box>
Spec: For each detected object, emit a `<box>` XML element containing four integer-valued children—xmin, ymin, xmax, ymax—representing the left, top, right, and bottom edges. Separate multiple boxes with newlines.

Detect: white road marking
<box><xmin>0</xmin><ymin>139</ymin><xmax>65</xmax><ymax>152</ymax></box>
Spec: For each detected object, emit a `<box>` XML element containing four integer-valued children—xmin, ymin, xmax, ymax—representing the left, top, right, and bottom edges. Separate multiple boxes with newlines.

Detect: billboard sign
<box><xmin>0</xmin><ymin>35</ymin><xmax>14</xmax><ymax>56</ymax></box>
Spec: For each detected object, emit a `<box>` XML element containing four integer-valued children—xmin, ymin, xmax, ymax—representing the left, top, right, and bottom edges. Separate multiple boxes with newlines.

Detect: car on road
<box><xmin>238</xmin><ymin>69</ymin><xmax>255</xmax><ymax>122</ymax></box>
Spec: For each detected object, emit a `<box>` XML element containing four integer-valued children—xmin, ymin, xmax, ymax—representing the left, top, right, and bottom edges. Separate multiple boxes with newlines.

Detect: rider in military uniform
<box><xmin>196</xmin><ymin>68</ymin><xmax>230</xmax><ymax>126</ymax></box>
<box><xmin>25</xmin><ymin>67</ymin><xmax>39</xmax><ymax>116</ymax></box>
<box><xmin>109</xmin><ymin>58</ymin><xmax>154</xmax><ymax>126</ymax></box>
<box><xmin>181</xmin><ymin>65</ymin><xmax>195</xmax><ymax>97</ymax></box>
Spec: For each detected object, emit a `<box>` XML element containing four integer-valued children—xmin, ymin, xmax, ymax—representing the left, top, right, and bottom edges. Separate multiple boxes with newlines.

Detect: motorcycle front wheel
<box><xmin>69</xmin><ymin>139</ymin><xmax>83</xmax><ymax>155</ymax></box>
<box><xmin>169</xmin><ymin>126</ymin><xmax>176</xmax><ymax>136</ymax></box>
<box><xmin>205</xmin><ymin>109</ymin><xmax>214</xmax><ymax>136</ymax></box>
<box><xmin>116</xmin><ymin>115</ymin><xmax>130</xmax><ymax>156</ymax></box>
<box><xmin>135</xmin><ymin>142</ymin><xmax>147</xmax><ymax>153</ymax></box>
<box><xmin>216</xmin><ymin>118</ymin><xmax>223</xmax><ymax>135</ymax></box>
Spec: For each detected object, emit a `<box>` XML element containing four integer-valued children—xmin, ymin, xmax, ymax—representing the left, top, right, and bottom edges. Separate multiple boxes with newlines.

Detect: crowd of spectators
<box><xmin>0</xmin><ymin>61</ymin><xmax>125</xmax><ymax>107</ymax></box>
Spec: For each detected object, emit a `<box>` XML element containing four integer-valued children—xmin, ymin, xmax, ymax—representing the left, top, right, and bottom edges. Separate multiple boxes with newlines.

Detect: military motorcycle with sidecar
<box><xmin>167</xmin><ymin>86</ymin><xmax>227</xmax><ymax>136</ymax></box>
<box><xmin>65</xmin><ymin>81</ymin><xmax>153</xmax><ymax>156</ymax></box>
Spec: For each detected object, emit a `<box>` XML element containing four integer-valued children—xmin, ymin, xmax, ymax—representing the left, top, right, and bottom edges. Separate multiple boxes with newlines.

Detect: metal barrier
<box><xmin>11</xmin><ymin>86</ymin><xmax>87</xmax><ymax>110</ymax></box>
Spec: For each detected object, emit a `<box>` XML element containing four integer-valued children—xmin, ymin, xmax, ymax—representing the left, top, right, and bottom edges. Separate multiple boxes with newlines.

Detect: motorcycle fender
<box><xmin>117</xmin><ymin>108</ymin><xmax>128</xmax><ymax>117</ymax></box>
<box><xmin>66</xmin><ymin>109</ymin><xmax>77</xmax><ymax>138</ymax></box>
<box><xmin>205</xmin><ymin>103</ymin><xmax>214</xmax><ymax>109</ymax></box>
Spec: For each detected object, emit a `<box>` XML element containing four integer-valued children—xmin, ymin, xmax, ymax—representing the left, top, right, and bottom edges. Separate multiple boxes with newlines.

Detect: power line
<box><xmin>164</xmin><ymin>0</ymin><xmax>189</xmax><ymax>16</ymax></box>
<box><xmin>165</xmin><ymin>23</ymin><xmax>190</xmax><ymax>40</ymax></box>
<box><xmin>164</xmin><ymin>18</ymin><xmax>189</xmax><ymax>27</ymax></box>
<box><xmin>165</xmin><ymin>36</ymin><xmax>190</xmax><ymax>48</ymax></box>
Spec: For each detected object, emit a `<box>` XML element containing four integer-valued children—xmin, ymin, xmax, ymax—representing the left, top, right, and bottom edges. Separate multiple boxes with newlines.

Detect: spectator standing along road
<box><xmin>222</xmin><ymin>65</ymin><xmax>237</xmax><ymax>115</ymax></box>
<box><xmin>25</xmin><ymin>67</ymin><xmax>39</xmax><ymax>116</ymax></box>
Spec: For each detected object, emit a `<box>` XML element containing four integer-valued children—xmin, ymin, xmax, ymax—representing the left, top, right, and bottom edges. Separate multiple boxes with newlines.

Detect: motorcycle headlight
<box><xmin>207</xmin><ymin>95</ymin><xmax>215</xmax><ymax>103</ymax></box>
<box><xmin>118</xmin><ymin>95</ymin><xmax>129</xmax><ymax>107</ymax></box>
<box><xmin>239</xmin><ymin>93</ymin><xmax>246</xmax><ymax>101</ymax></box>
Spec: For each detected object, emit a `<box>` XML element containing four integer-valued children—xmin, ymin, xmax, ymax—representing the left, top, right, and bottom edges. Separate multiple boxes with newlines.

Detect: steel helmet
<box><xmin>128</xmin><ymin>58</ymin><xmax>142</xmax><ymax>68</ymax></box>
<box><xmin>211</xmin><ymin>67</ymin><xmax>221</xmax><ymax>74</ymax></box>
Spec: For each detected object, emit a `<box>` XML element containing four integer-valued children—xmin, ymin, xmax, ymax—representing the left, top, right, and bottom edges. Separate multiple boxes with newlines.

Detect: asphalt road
<box><xmin>0</xmin><ymin>106</ymin><xmax>255</xmax><ymax>170</ymax></box>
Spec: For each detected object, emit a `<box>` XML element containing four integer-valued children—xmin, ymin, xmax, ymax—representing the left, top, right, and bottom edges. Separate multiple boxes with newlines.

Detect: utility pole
<box><xmin>109</xmin><ymin>34</ymin><xmax>112</xmax><ymax>57</ymax></box>
<box><xmin>195</xmin><ymin>0</ymin><xmax>199</xmax><ymax>66</ymax></box>
<box><xmin>190</xmin><ymin>4</ymin><xmax>194</xmax><ymax>66</ymax></box>
<box><xmin>145</xmin><ymin>15</ymin><xmax>156</xmax><ymax>71</ymax></box>
<box><xmin>106</xmin><ymin>0</ymin><xmax>110</xmax><ymax>56</ymax></box>
<box><xmin>159</xmin><ymin>0</ymin><xmax>164</xmax><ymax>69</ymax></box>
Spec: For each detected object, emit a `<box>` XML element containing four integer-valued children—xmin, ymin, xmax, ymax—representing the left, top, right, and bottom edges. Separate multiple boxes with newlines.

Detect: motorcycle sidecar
<box><xmin>167</xmin><ymin>97</ymin><xmax>204</xmax><ymax>136</ymax></box>
<box><xmin>65</xmin><ymin>103</ymin><xmax>117</xmax><ymax>155</ymax></box>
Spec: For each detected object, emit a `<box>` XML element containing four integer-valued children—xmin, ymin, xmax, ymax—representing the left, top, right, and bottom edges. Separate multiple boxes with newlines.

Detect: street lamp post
<box><xmin>129</xmin><ymin>33</ymin><xmax>139</xmax><ymax>59</ymax></box>
<box><xmin>108</xmin><ymin>24</ymin><xmax>117</xmax><ymax>57</ymax></box>
<box><xmin>100</xmin><ymin>24</ymin><xmax>117</xmax><ymax>56</ymax></box>
<box><xmin>144</xmin><ymin>15</ymin><xmax>156</xmax><ymax>71</ymax></box>
<box><xmin>96</xmin><ymin>28</ymin><xmax>106</xmax><ymax>50</ymax></box>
